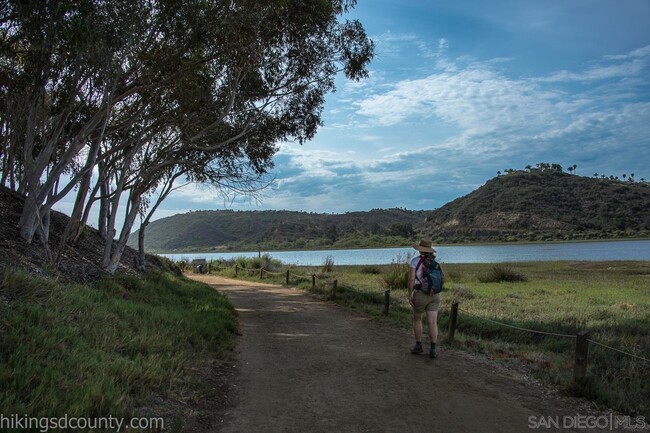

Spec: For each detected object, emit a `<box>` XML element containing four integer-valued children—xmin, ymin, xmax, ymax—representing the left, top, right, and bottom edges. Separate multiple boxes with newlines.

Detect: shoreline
<box><xmin>150</xmin><ymin>237</ymin><xmax>650</xmax><ymax>256</ymax></box>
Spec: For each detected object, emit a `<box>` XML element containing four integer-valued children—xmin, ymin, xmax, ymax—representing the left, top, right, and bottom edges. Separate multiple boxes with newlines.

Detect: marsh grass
<box><xmin>0</xmin><ymin>268</ymin><xmax>237</xmax><ymax>421</ymax></box>
<box><xmin>216</xmin><ymin>258</ymin><xmax>650</xmax><ymax>416</ymax></box>
<box><xmin>478</xmin><ymin>264</ymin><xmax>528</xmax><ymax>283</ymax></box>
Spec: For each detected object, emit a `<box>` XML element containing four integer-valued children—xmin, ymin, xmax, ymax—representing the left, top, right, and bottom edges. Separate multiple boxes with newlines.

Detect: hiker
<box><xmin>408</xmin><ymin>239</ymin><xmax>442</xmax><ymax>358</ymax></box>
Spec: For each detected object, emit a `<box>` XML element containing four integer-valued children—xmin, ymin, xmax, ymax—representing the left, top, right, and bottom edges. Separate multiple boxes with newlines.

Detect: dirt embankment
<box><xmin>190</xmin><ymin>274</ymin><xmax>618</xmax><ymax>433</ymax></box>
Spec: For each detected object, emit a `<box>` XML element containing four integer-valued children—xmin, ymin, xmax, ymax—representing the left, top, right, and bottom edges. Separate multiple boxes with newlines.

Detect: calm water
<box><xmin>160</xmin><ymin>239</ymin><xmax>650</xmax><ymax>266</ymax></box>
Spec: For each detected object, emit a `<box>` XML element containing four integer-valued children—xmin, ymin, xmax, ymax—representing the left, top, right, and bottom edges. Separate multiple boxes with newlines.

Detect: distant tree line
<box><xmin>0</xmin><ymin>0</ymin><xmax>373</xmax><ymax>273</ymax></box>
<box><xmin>497</xmin><ymin>163</ymin><xmax>647</xmax><ymax>183</ymax></box>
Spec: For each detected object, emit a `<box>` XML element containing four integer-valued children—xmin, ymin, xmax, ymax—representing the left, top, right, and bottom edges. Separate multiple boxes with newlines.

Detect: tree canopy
<box><xmin>0</xmin><ymin>0</ymin><xmax>374</xmax><ymax>272</ymax></box>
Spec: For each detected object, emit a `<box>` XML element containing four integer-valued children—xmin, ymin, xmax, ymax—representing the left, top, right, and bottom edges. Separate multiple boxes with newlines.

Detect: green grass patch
<box><xmin>0</xmin><ymin>268</ymin><xmax>237</xmax><ymax>425</ymax></box>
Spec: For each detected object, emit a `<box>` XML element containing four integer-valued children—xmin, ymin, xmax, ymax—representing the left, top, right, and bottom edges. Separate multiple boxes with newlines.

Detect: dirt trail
<box><xmin>189</xmin><ymin>274</ymin><xmax>614</xmax><ymax>433</ymax></box>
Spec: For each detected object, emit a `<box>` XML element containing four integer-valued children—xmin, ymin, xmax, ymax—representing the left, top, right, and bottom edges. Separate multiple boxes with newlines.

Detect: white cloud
<box><xmin>353</xmin><ymin>43</ymin><xmax>649</xmax><ymax>161</ymax></box>
<box><xmin>538</xmin><ymin>45</ymin><xmax>650</xmax><ymax>83</ymax></box>
<box><xmin>438</xmin><ymin>38</ymin><xmax>449</xmax><ymax>52</ymax></box>
<box><xmin>357</xmin><ymin>63</ymin><xmax>560</xmax><ymax>141</ymax></box>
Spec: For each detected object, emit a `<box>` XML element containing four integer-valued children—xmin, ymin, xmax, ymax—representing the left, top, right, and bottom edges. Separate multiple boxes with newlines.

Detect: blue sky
<box><xmin>56</xmin><ymin>0</ymin><xmax>650</xmax><ymax>225</ymax></box>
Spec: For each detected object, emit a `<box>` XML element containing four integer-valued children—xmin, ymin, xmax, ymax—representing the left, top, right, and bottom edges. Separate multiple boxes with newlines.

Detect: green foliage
<box><xmin>232</xmin><ymin>254</ymin><xmax>283</xmax><ymax>271</ymax></box>
<box><xmin>360</xmin><ymin>266</ymin><xmax>383</xmax><ymax>275</ymax></box>
<box><xmin>0</xmin><ymin>269</ymin><xmax>236</xmax><ymax>420</ymax></box>
<box><xmin>381</xmin><ymin>254</ymin><xmax>411</xmax><ymax>290</ymax></box>
<box><xmin>451</xmin><ymin>284</ymin><xmax>476</xmax><ymax>300</ymax></box>
<box><xmin>478</xmin><ymin>265</ymin><xmax>528</xmax><ymax>283</ymax></box>
<box><xmin>2</xmin><ymin>0</ymin><xmax>375</xmax><ymax>259</ymax></box>
<box><xmin>321</xmin><ymin>256</ymin><xmax>335</xmax><ymax>273</ymax></box>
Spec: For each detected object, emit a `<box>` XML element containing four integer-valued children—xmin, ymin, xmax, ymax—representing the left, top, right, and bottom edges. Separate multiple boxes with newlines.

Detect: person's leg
<box><xmin>413</xmin><ymin>312</ymin><xmax>423</xmax><ymax>342</ymax></box>
<box><xmin>411</xmin><ymin>292</ymin><xmax>427</xmax><ymax>354</ymax></box>
<box><xmin>426</xmin><ymin>309</ymin><xmax>439</xmax><ymax>358</ymax></box>
<box><xmin>426</xmin><ymin>310</ymin><xmax>439</xmax><ymax>344</ymax></box>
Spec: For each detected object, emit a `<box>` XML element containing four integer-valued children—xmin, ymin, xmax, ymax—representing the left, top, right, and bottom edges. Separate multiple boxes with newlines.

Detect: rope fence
<box><xmin>448</xmin><ymin>302</ymin><xmax>649</xmax><ymax>383</ymax></box>
<box><xmin>586</xmin><ymin>339</ymin><xmax>650</xmax><ymax>363</ymax></box>
<box><xmin>458</xmin><ymin>307</ymin><xmax>577</xmax><ymax>339</ymax></box>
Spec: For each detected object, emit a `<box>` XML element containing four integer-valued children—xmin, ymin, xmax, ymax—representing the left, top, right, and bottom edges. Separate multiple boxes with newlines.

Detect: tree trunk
<box><xmin>18</xmin><ymin>193</ymin><xmax>41</xmax><ymax>244</ymax></box>
<box><xmin>104</xmin><ymin>191</ymin><xmax>141</xmax><ymax>274</ymax></box>
<box><xmin>137</xmin><ymin>220</ymin><xmax>148</xmax><ymax>271</ymax></box>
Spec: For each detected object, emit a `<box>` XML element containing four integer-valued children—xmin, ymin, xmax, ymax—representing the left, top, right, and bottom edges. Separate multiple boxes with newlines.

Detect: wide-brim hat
<box><xmin>413</xmin><ymin>239</ymin><xmax>436</xmax><ymax>253</ymax></box>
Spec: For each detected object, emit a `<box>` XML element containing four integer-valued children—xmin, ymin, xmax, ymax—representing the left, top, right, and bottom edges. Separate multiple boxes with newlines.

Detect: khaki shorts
<box><xmin>412</xmin><ymin>291</ymin><xmax>441</xmax><ymax>314</ymax></box>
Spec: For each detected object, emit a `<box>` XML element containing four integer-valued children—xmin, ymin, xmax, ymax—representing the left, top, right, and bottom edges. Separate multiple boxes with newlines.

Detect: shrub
<box><xmin>321</xmin><ymin>256</ymin><xmax>335</xmax><ymax>273</ymax></box>
<box><xmin>176</xmin><ymin>257</ymin><xmax>191</xmax><ymax>272</ymax></box>
<box><xmin>452</xmin><ymin>284</ymin><xmax>476</xmax><ymax>300</ymax></box>
<box><xmin>360</xmin><ymin>266</ymin><xmax>382</xmax><ymax>275</ymax></box>
<box><xmin>478</xmin><ymin>265</ymin><xmax>528</xmax><ymax>283</ymax></box>
<box><xmin>382</xmin><ymin>255</ymin><xmax>410</xmax><ymax>290</ymax></box>
<box><xmin>260</xmin><ymin>253</ymin><xmax>282</xmax><ymax>272</ymax></box>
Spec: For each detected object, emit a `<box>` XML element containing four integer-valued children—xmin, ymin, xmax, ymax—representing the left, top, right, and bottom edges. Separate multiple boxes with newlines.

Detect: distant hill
<box><xmin>131</xmin><ymin>170</ymin><xmax>650</xmax><ymax>252</ymax></box>
<box><xmin>130</xmin><ymin>208</ymin><xmax>430</xmax><ymax>252</ymax></box>
<box><xmin>422</xmin><ymin>170</ymin><xmax>650</xmax><ymax>243</ymax></box>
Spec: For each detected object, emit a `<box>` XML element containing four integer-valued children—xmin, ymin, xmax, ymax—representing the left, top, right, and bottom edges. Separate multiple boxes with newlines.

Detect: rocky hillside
<box><xmin>421</xmin><ymin>171</ymin><xmax>650</xmax><ymax>243</ymax></box>
<box><xmin>130</xmin><ymin>208</ymin><xmax>430</xmax><ymax>252</ymax></box>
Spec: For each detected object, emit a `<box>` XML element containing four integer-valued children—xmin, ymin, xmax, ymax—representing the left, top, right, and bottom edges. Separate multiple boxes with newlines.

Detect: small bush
<box><xmin>176</xmin><ymin>258</ymin><xmax>191</xmax><ymax>272</ymax></box>
<box><xmin>445</xmin><ymin>269</ymin><xmax>464</xmax><ymax>283</ymax></box>
<box><xmin>360</xmin><ymin>266</ymin><xmax>382</xmax><ymax>275</ymax></box>
<box><xmin>321</xmin><ymin>256</ymin><xmax>335</xmax><ymax>273</ymax></box>
<box><xmin>261</xmin><ymin>253</ymin><xmax>282</xmax><ymax>272</ymax></box>
<box><xmin>478</xmin><ymin>265</ymin><xmax>528</xmax><ymax>283</ymax></box>
<box><xmin>452</xmin><ymin>284</ymin><xmax>476</xmax><ymax>300</ymax></box>
<box><xmin>382</xmin><ymin>255</ymin><xmax>410</xmax><ymax>290</ymax></box>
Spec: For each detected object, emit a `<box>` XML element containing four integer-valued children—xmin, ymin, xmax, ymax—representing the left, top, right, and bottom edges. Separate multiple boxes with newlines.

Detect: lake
<box><xmin>160</xmin><ymin>239</ymin><xmax>650</xmax><ymax>266</ymax></box>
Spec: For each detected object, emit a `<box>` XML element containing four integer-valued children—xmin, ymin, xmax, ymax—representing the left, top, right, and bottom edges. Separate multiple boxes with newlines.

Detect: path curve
<box><xmin>189</xmin><ymin>274</ymin><xmax>613</xmax><ymax>433</ymax></box>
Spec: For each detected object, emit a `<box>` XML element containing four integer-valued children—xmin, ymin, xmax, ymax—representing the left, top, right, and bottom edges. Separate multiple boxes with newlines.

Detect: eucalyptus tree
<box><xmin>1</xmin><ymin>0</ymin><xmax>155</xmax><ymax>243</ymax></box>
<box><xmin>2</xmin><ymin>0</ymin><xmax>374</xmax><ymax>273</ymax></box>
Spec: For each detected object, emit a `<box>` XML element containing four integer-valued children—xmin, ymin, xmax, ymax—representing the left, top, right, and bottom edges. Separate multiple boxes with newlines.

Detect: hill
<box><xmin>0</xmin><ymin>186</ymin><xmax>173</xmax><ymax>282</ymax></box>
<box><xmin>422</xmin><ymin>170</ymin><xmax>650</xmax><ymax>243</ymax></box>
<box><xmin>130</xmin><ymin>170</ymin><xmax>650</xmax><ymax>252</ymax></box>
<box><xmin>130</xmin><ymin>208</ymin><xmax>430</xmax><ymax>252</ymax></box>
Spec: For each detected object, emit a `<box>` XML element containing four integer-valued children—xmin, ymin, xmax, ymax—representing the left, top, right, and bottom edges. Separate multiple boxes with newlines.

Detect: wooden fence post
<box><xmin>383</xmin><ymin>290</ymin><xmax>390</xmax><ymax>315</ymax></box>
<box><xmin>260</xmin><ymin>268</ymin><xmax>264</xmax><ymax>279</ymax></box>
<box><xmin>331</xmin><ymin>279</ymin><xmax>338</xmax><ymax>300</ymax></box>
<box><xmin>312</xmin><ymin>274</ymin><xmax>316</xmax><ymax>289</ymax></box>
<box><xmin>573</xmin><ymin>330</ymin><xmax>591</xmax><ymax>382</ymax></box>
<box><xmin>235</xmin><ymin>265</ymin><xmax>238</xmax><ymax>277</ymax></box>
<box><xmin>448</xmin><ymin>302</ymin><xmax>459</xmax><ymax>342</ymax></box>
<box><xmin>286</xmin><ymin>270</ymin><xmax>290</xmax><ymax>285</ymax></box>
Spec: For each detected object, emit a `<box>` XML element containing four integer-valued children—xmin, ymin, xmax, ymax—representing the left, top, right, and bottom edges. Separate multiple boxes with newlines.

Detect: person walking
<box><xmin>408</xmin><ymin>239</ymin><xmax>442</xmax><ymax>358</ymax></box>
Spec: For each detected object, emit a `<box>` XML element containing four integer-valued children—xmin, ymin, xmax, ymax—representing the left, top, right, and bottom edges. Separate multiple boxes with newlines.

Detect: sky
<box><xmin>55</xmin><ymin>0</ymin><xmax>650</xmax><ymax>225</ymax></box>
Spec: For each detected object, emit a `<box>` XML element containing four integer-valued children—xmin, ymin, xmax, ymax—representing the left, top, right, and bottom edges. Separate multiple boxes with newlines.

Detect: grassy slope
<box><xmin>215</xmin><ymin>258</ymin><xmax>650</xmax><ymax>417</ymax></box>
<box><xmin>0</xmin><ymin>268</ymin><xmax>237</xmax><ymax>427</ymax></box>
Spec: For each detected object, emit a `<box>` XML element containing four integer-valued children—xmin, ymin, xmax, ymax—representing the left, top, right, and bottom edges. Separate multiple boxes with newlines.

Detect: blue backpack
<box><xmin>415</xmin><ymin>256</ymin><xmax>444</xmax><ymax>295</ymax></box>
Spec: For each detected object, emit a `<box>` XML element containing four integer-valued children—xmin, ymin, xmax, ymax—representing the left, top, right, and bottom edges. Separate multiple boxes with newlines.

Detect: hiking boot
<box><xmin>429</xmin><ymin>346</ymin><xmax>438</xmax><ymax>359</ymax></box>
<box><xmin>411</xmin><ymin>342</ymin><xmax>423</xmax><ymax>354</ymax></box>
